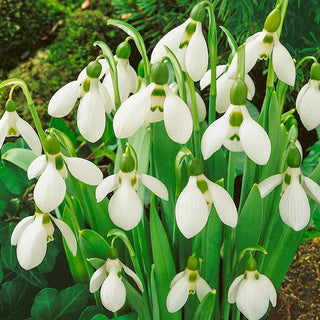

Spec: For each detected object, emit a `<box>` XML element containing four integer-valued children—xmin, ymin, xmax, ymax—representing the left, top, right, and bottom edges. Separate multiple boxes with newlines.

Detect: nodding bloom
<box><xmin>151</xmin><ymin>3</ymin><xmax>208</xmax><ymax>82</ymax></box>
<box><xmin>96</xmin><ymin>151</ymin><xmax>168</xmax><ymax>230</ymax></box>
<box><xmin>201</xmin><ymin>79</ymin><xmax>271</xmax><ymax>165</ymax></box>
<box><xmin>228</xmin><ymin>255</ymin><xmax>276</xmax><ymax>320</ymax></box>
<box><xmin>48</xmin><ymin>60</ymin><xmax>113</xmax><ymax>142</ymax></box>
<box><xmin>167</xmin><ymin>256</ymin><xmax>212</xmax><ymax>313</ymax></box>
<box><xmin>0</xmin><ymin>99</ymin><xmax>42</xmax><ymax>155</ymax></box>
<box><xmin>90</xmin><ymin>247</ymin><xmax>143</xmax><ymax>312</ymax></box>
<box><xmin>228</xmin><ymin>7</ymin><xmax>295</xmax><ymax>86</ymax></box>
<box><xmin>258</xmin><ymin>145</ymin><xmax>320</xmax><ymax>231</ymax></box>
<box><xmin>296</xmin><ymin>62</ymin><xmax>320</xmax><ymax>130</ymax></box>
<box><xmin>28</xmin><ymin>135</ymin><xmax>103</xmax><ymax>213</ymax></box>
<box><xmin>11</xmin><ymin>211</ymin><xmax>77</xmax><ymax>270</ymax></box>
<box><xmin>176</xmin><ymin>158</ymin><xmax>237</xmax><ymax>238</ymax></box>
<box><xmin>113</xmin><ymin>62</ymin><xmax>193</xmax><ymax>144</ymax></box>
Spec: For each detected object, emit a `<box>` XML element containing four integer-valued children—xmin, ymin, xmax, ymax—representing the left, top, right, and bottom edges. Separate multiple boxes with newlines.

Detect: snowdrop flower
<box><xmin>103</xmin><ymin>41</ymin><xmax>138</xmax><ymax>108</ymax></box>
<box><xmin>151</xmin><ymin>3</ymin><xmax>208</xmax><ymax>82</ymax></box>
<box><xmin>200</xmin><ymin>64</ymin><xmax>255</xmax><ymax>114</ymax></box>
<box><xmin>201</xmin><ymin>79</ymin><xmax>271</xmax><ymax>165</ymax></box>
<box><xmin>296</xmin><ymin>62</ymin><xmax>320</xmax><ymax>130</ymax></box>
<box><xmin>167</xmin><ymin>256</ymin><xmax>212</xmax><ymax>313</ymax></box>
<box><xmin>90</xmin><ymin>247</ymin><xmax>143</xmax><ymax>312</ymax></box>
<box><xmin>96</xmin><ymin>150</ymin><xmax>168</xmax><ymax>230</ymax></box>
<box><xmin>228</xmin><ymin>7</ymin><xmax>295</xmax><ymax>86</ymax></box>
<box><xmin>11</xmin><ymin>210</ymin><xmax>77</xmax><ymax>270</ymax></box>
<box><xmin>258</xmin><ymin>145</ymin><xmax>320</xmax><ymax>231</ymax></box>
<box><xmin>0</xmin><ymin>99</ymin><xmax>42</xmax><ymax>155</ymax></box>
<box><xmin>113</xmin><ymin>62</ymin><xmax>193</xmax><ymax>144</ymax></box>
<box><xmin>48</xmin><ymin>60</ymin><xmax>113</xmax><ymax>142</ymax></box>
<box><xmin>176</xmin><ymin>158</ymin><xmax>237</xmax><ymax>238</ymax></box>
<box><xmin>28</xmin><ymin>135</ymin><xmax>103</xmax><ymax>213</ymax></box>
<box><xmin>228</xmin><ymin>255</ymin><xmax>276</xmax><ymax>320</ymax></box>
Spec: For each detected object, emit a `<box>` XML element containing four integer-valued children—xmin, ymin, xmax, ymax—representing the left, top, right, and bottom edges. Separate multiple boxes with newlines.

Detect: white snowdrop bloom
<box><xmin>113</xmin><ymin>62</ymin><xmax>193</xmax><ymax>144</ymax></box>
<box><xmin>176</xmin><ymin>158</ymin><xmax>237</xmax><ymax>238</ymax></box>
<box><xmin>258</xmin><ymin>146</ymin><xmax>320</xmax><ymax>231</ymax></box>
<box><xmin>11</xmin><ymin>212</ymin><xmax>77</xmax><ymax>270</ymax></box>
<box><xmin>0</xmin><ymin>99</ymin><xmax>42</xmax><ymax>155</ymax></box>
<box><xmin>89</xmin><ymin>248</ymin><xmax>143</xmax><ymax>312</ymax></box>
<box><xmin>151</xmin><ymin>3</ymin><xmax>208</xmax><ymax>82</ymax></box>
<box><xmin>200</xmin><ymin>64</ymin><xmax>255</xmax><ymax>114</ymax></box>
<box><xmin>167</xmin><ymin>256</ymin><xmax>212</xmax><ymax>313</ymax></box>
<box><xmin>48</xmin><ymin>61</ymin><xmax>113</xmax><ymax>143</ymax></box>
<box><xmin>28</xmin><ymin>136</ymin><xmax>103</xmax><ymax>213</ymax></box>
<box><xmin>228</xmin><ymin>256</ymin><xmax>276</xmax><ymax>320</ymax></box>
<box><xmin>96</xmin><ymin>151</ymin><xmax>168</xmax><ymax>230</ymax></box>
<box><xmin>228</xmin><ymin>8</ymin><xmax>295</xmax><ymax>86</ymax></box>
<box><xmin>296</xmin><ymin>62</ymin><xmax>320</xmax><ymax>130</ymax></box>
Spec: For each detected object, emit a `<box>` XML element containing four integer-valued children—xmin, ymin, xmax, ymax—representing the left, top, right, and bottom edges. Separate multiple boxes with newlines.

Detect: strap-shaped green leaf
<box><xmin>192</xmin><ymin>290</ymin><xmax>216</xmax><ymax>320</ymax></box>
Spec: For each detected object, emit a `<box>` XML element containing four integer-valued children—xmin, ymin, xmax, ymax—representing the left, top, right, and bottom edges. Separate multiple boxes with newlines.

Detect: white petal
<box><xmin>258</xmin><ymin>274</ymin><xmax>277</xmax><ymax>307</ymax></box>
<box><xmin>34</xmin><ymin>162</ymin><xmax>66</xmax><ymax>212</ymax></box>
<box><xmin>303</xmin><ymin>176</ymin><xmax>320</xmax><ymax>203</ymax></box>
<box><xmin>186</xmin><ymin>86</ymin><xmax>207</xmax><ymax>122</ymax></box>
<box><xmin>239</xmin><ymin>107</ymin><xmax>271</xmax><ymax>165</ymax></box>
<box><xmin>216</xmin><ymin>74</ymin><xmax>233</xmax><ymax>114</ymax></box>
<box><xmin>279</xmin><ymin>177</ymin><xmax>310</xmax><ymax>231</ymax></box>
<box><xmin>121</xmin><ymin>262</ymin><xmax>143</xmax><ymax>292</ymax></box>
<box><xmin>175</xmin><ymin>177</ymin><xmax>209</xmax><ymax>238</ymax></box>
<box><xmin>163</xmin><ymin>87</ymin><xmax>193</xmax><ymax>144</ymax></box>
<box><xmin>108</xmin><ymin>178</ymin><xmax>142</xmax><ymax>230</ymax></box>
<box><xmin>127</xmin><ymin>64</ymin><xmax>138</xmax><ymax>93</ymax></box>
<box><xmin>0</xmin><ymin>113</ymin><xmax>9</xmax><ymax>149</ymax></box>
<box><xmin>138</xmin><ymin>173</ymin><xmax>168</xmax><ymax>200</ymax></box>
<box><xmin>96</xmin><ymin>174</ymin><xmax>118</xmax><ymax>202</ymax></box>
<box><xmin>272</xmin><ymin>37</ymin><xmax>296</xmax><ymax>86</ymax></box>
<box><xmin>170</xmin><ymin>271</ymin><xmax>185</xmax><ymax>288</ymax></box>
<box><xmin>63</xmin><ymin>156</ymin><xmax>102</xmax><ymax>185</ymax></box>
<box><xmin>50</xmin><ymin>215</ymin><xmax>77</xmax><ymax>256</ymax></box>
<box><xmin>245</xmin><ymin>74</ymin><xmax>255</xmax><ymax>100</ymax></box>
<box><xmin>98</xmin><ymin>82</ymin><xmax>114</xmax><ymax>114</ymax></box>
<box><xmin>207</xmin><ymin>179</ymin><xmax>238</xmax><ymax>227</ymax></box>
<box><xmin>296</xmin><ymin>83</ymin><xmax>309</xmax><ymax>114</ymax></box>
<box><xmin>100</xmin><ymin>272</ymin><xmax>126</xmax><ymax>312</ymax></box>
<box><xmin>27</xmin><ymin>155</ymin><xmax>47</xmax><ymax>179</ymax></box>
<box><xmin>200</xmin><ymin>65</ymin><xmax>227</xmax><ymax>90</ymax></box>
<box><xmin>89</xmin><ymin>264</ymin><xmax>106</xmax><ymax>293</ymax></box>
<box><xmin>228</xmin><ymin>275</ymin><xmax>244</xmax><ymax>303</ymax></box>
<box><xmin>196</xmin><ymin>275</ymin><xmax>211</xmax><ymax>301</ymax></box>
<box><xmin>48</xmin><ymin>81</ymin><xmax>81</xmax><ymax>117</ymax></box>
<box><xmin>11</xmin><ymin>216</ymin><xmax>34</xmax><ymax>245</ymax></box>
<box><xmin>258</xmin><ymin>173</ymin><xmax>285</xmax><ymax>198</ymax></box>
<box><xmin>185</xmin><ymin>22</ymin><xmax>208</xmax><ymax>82</ymax></box>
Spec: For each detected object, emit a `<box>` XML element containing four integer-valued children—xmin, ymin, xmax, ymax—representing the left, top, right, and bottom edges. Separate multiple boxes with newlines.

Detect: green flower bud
<box><xmin>230</xmin><ymin>79</ymin><xmax>247</xmax><ymax>105</ymax></box>
<box><xmin>187</xmin><ymin>256</ymin><xmax>198</xmax><ymax>271</ymax></box>
<box><xmin>45</xmin><ymin>135</ymin><xmax>61</xmax><ymax>155</ymax></box>
<box><xmin>246</xmin><ymin>255</ymin><xmax>257</xmax><ymax>271</ymax></box>
<box><xmin>287</xmin><ymin>145</ymin><xmax>301</xmax><ymax>168</ymax></box>
<box><xmin>120</xmin><ymin>152</ymin><xmax>135</xmax><ymax>173</ymax></box>
<box><xmin>5</xmin><ymin>99</ymin><xmax>16</xmax><ymax>112</ymax></box>
<box><xmin>187</xmin><ymin>158</ymin><xmax>204</xmax><ymax>176</ymax></box>
<box><xmin>151</xmin><ymin>62</ymin><xmax>169</xmax><ymax>85</ymax></box>
<box><xmin>116</xmin><ymin>42</ymin><xmax>131</xmax><ymax>59</ymax></box>
<box><xmin>264</xmin><ymin>8</ymin><xmax>281</xmax><ymax>33</ymax></box>
<box><xmin>138</xmin><ymin>60</ymin><xmax>145</xmax><ymax>78</ymax></box>
<box><xmin>285</xmin><ymin>116</ymin><xmax>298</xmax><ymax>132</ymax></box>
<box><xmin>108</xmin><ymin>247</ymin><xmax>119</xmax><ymax>259</ymax></box>
<box><xmin>86</xmin><ymin>61</ymin><xmax>102</xmax><ymax>78</ymax></box>
<box><xmin>190</xmin><ymin>3</ymin><xmax>206</xmax><ymax>22</ymax></box>
<box><xmin>310</xmin><ymin>63</ymin><xmax>320</xmax><ymax>81</ymax></box>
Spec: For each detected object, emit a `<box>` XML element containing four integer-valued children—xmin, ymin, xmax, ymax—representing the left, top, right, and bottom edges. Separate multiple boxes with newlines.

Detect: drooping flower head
<box><xmin>151</xmin><ymin>3</ymin><xmax>208</xmax><ymax>81</ymax></box>
<box><xmin>0</xmin><ymin>99</ymin><xmax>42</xmax><ymax>155</ymax></box>
<box><xmin>167</xmin><ymin>255</ymin><xmax>212</xmax><ymax>313</ymax></box>
<box><xmin>228</xmin><ymin>255</ymin><xmax>276</xmax><ymax>320</ymax></box>
<box><xmin>113</xmin><ymin>62</ymin><xmax>193</xmax><ymax>143</ymax></box>
<box><xmin>96</xmin><ymin>148</ymin><xmax>168</xmax><ymax>230</ymax></box>
<box><xmin>89</xmin><ymin>247</ymin><xmax>143</xmax><ymax>312</ymax></box>
<box><xmin>28</xmin><ymin>135</ymin><xmax>103</xmax><ymax>213</ymax></box>
<box><xmin>175</xmin><ymin>158</ymin><xmax>238</xmax><ymax>238</ymax></box>
<box><xmin>11</xmin><ymin>209</ymin><xmax>77</xmax><ymax>270</ymax></box>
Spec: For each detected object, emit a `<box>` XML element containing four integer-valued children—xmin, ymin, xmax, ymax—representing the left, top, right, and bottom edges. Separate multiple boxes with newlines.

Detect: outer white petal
<box><xmin>34</xmin><ymin>162</ymin><xmax>66</xmax><ymax>212</ymax></box>
<box><xmin>113</xmin><ymin>83</ymin><xmax>155</xmax><ymax>139</ymax></box>
<box><xmin>175</xmin><ymin>177</ymin><xmax>209</xmax><ymax>238</ymax></box>
<box><xmin>100</xmin><ymin>272</ymin><xmax>126</xmax><ymax>312</ymax></box>
<box><xmin>27</xmin><ymin>155</ymin><xmax>47</xmax><ymax>179</ymax></box>
<box><xmin>206</xmin><ymin>179</ymin><xmax>238</xmax><ymax>227</ymax></box>
<box><xmin>127</xmin><ymin>64</ymin><xmax>138</xmax><ymax>93</ymax></box>
<box><xmin>216</xmin><ymin>74</ymin><xmax>234</xmax><ymax>113</ymax></box>
<box><xmin>258</xmin><ymin>274</ymin><xmax>277</xmax><ymax>307</ymax></box>
<box><xmin>279</xmin><ymin>177</ymin><xmax>310</xmax><ymax>231</ymax></box>
<box><xmin>166</xmin><ymin>273</ymin><xmax>190</xmax><ymax>313</ymax></box>
<box><xmin>98</xmin><ymin>82</ymin><xmax>114</xmax><ymax>114</ymax></box>
<box><xmin>50</xmin><ymin>215</ymin><xmax>77</xmax><ymax>256</ymax></box>
<box><xmin>185</xmin><ymin>22</ymin><xmax>208</xmax><ymax>82</ymax></box>
<box><xmin>170</xmin><ymin>271</ymin><xmax>185</xmax><ymax>288</ymax></box>
<box><xmin>296</xmin><ymin>83</ymin><xmax>309</xmax><ymax>114</ymax></box>
<box><xmin>239</xmin><ymin>107</ymin><xmax>271</xmax><ymax>165</ymax></box>
<box><xmin>258</xmin><ymin>173</ymin><xmax>285</xmax><ymax>198</ymax></box>
<box><xmin>185</xmin><ymin>85</ymin><xmax>207</xmax><ymax>122</ymax></box>
<box><xmin>228</xmin><ymin>274</ymin><xmax>244</xmax><ymax>303</ymax></box>
<box><xmin>196</xmin><ymin>275</ymin><xmax>211</xmax><ymax>301</ymax></box>
<box><xmin>163</xmin><ymin>87</ymin><xmax>193</xmax><ymax>144</ymax></box>
<box><xmin>245</xmin><ymin>74</ymin><xmax>255</xmax><ymax>100</ymax></box>
<box><xmin>89</xmin><ymin>264</ymin><xmax>106</xmax><ymax>293</ymax></box>
<box><xmin>48</xmin><ymin>81</ymin><xmax>81</xmax><ymax>117</ymax></box>
<box><xmin>63</xmin><ymin>156</ymin><xmax>102</xmax><ymax>185</ymax></box>
<box><xmin>303</xmin><ymin>176</ymin><xmax>320</xmax><ymax>203</ymax></box>
<box><xmin>138</xmin><ymin>173</ymin><xmax>168</xmax><ymax>200</ymax></box>
<box><xmin>11</xmin><ymin>216</ymin><xmax>34</xmax><ymax>245</ymax></box>
<box><xmin>96</xmin><ymin>174</ymin><xmax>118</xmax><ymax>202</ymax></box>
<box><xmin>108</xmin><ymin>178</ymin><xmax>142</xmax><ymax>230</ymax></box>
<box><xmin>200</xmin><ymin>65</ymin><xmax>227</xmax><ymax>90</ymax></box>
<box><xmin>121</xmin><ymin>262</ymin><xmax>143</xmax><ymax>292</ymax></box>
<box><xmin>272</xmin><ymin>37</ymin><xmax>296</xmax><ymax>86</ymax></box>
<box><xmin>0</xmin><ymin>113</ymin><xmax>9</xmax><ymax>149</ymax></box>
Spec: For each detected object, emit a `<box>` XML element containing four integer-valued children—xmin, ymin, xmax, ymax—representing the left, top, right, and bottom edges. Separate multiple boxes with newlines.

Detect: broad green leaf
<box><xmin>192</xmin><ymin>290</ymin><xmax>216</xmax><ymax>320</ymax></box>
<box><xmin>91</xmin><ymin>315</ymin><xmax>109</xmax><ymax>320</ymax></box>
<box><xmin>79</xmin><ymin>306</ymin><xmax>109</xmax><ymax>320</ymax></box>
<box><xmin>1</xmin><ymin>222</ymin><xmax>17</xmax><ymax>270</ymax></box>
<box><xmin>16</xmin><ymin>267</ymin><xmax>48</xmax><ymax>288</ymax></box>
<box><xmin>79</xmin><ymin>229</ymin><xmax>109</xmax><ymax>260</ymax></box>
<box><xmin>38</xmin><ymin>241</ymin><xmax>61</xmax><ymax>274</ymax></box>
<box><xmin>31</xmin><ymin>288</ymin><xmax>60</xmax><ymax>320</ymax></box>
<box><xmin>2</xmin><ymin>148</ymin><xmax>37</xmax><ymax>171</ymax></box>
